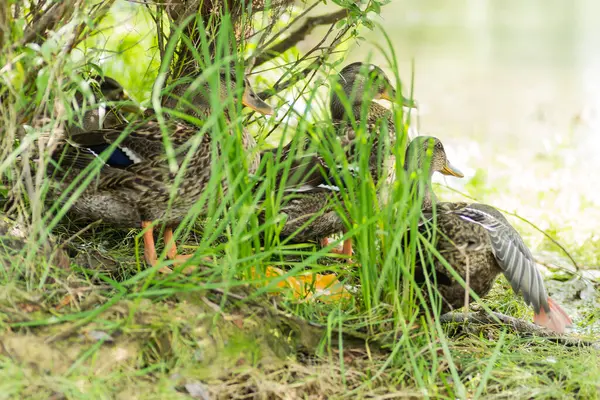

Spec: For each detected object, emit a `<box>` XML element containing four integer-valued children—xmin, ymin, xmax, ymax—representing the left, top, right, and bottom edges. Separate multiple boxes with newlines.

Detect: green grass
<box><xmin>0</xmin><ymin>277</ymin><xmax>598</xmax><ymax>399</ymax></box>
<box><xmin>0</xmin><ymin>1</ymin><xmax>599</xmax><ymax>399</ymax></box>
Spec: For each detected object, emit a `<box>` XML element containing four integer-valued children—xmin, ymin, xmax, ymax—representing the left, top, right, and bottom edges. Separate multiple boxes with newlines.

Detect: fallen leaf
<box><xmin>229</xmin><ymin>315</ymin><xmax>244</xmax><ymax>329</ymax></box>
<box><xmin>17</xmin><ymin>302</ymin><xmax>41</xmax><ymax>313</ymax></box>
<box><xmin>56</xmin><ymin>294</ymin><xmax>74</xmax><ymax>310</ymax></box>
<box><xmin>251</xmin><ymin>266</ymin><xmax>351</xmax><ymax>303</ymax></box>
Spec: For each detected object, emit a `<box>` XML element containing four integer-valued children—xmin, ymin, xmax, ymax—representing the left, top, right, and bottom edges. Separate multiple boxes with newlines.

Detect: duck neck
<box><xmin>331</xmin><ymin>97</ymin><xmax>391</xmax><ymax>121</ymax></box>
<box><xmin>162</xmin><ymin>95</ymin><xmax>215</xmax><ymax>119</ymax></box>
<box><xmin>420</xmin><ymin>183</ymin><xmax>436</xmax><ymax>210</ymax></box>
<box><xmin>404</xmin><ymin>164</ymin><xmax>437</xmax><ymax>210</ymax></box>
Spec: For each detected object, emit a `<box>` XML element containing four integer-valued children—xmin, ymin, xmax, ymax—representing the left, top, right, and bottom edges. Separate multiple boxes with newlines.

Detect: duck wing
<box><xmin>66</xmin><ymin>120</ymin><xmax>198</xmax><ymax>169</ymax></box>
<box><xmin>265</xmin><ymin>122</ymin><xmax>358</xmax><ymax>194</ymax></box>
<box><xmin>449</xmin><ymin>203</ymin><xmax>549</xmax><ymax>314</ymax></box>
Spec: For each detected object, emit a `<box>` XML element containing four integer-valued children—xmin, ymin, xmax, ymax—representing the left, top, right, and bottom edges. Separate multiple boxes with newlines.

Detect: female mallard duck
<box><xmin>265</xmin><ymin>62</ymin><xmax>415</xmax><ymax>256</ymax></box>
<box><xmin>50</xmin><ymin>69</ymin><xmax>273</xmax><ymax>272</ymax></box>
<box><xmin>68</xmin><ymin>75</ymin><xmax>141</xmax><ymax>134</ymax></box>
<box><xmin>405</xmin><ymin>136</ymin><xmax>571</xmax><ymax>333</ymax></box>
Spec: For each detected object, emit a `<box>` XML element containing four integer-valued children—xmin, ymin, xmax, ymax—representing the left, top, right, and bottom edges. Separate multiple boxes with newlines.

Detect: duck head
<box><xmin>330</xmin><ymin>62</ymin><xmax>416</xmax><ymax>120</ymax></box>
<box><xmin>162</xmin><ymin>66</ymin><xmax>273</xmax><ymax>117</ymax></box>
<box><xmin>404</xmin><ymin>136</ymin><xmax>463</xmax><ymax>178</ymax></box>
<box><xmin>71</xmin><ymin>75</ymin><xmax>141</xmax><ymax>132</ymax></box>
<box><xmin>404</xmin><ymin>136</ymin><xmax>463</xmax><ymax>208</ymax></box>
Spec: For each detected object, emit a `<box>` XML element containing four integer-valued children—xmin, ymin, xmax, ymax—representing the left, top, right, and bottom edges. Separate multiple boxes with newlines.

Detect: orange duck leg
<box><xmin>321</xmin><ymin>236</ymin><xmax>353</xmax><ymax>258</ymax></box>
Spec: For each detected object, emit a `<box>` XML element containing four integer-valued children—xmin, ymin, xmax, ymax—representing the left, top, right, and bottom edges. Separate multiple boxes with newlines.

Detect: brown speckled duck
<box><xmin>266</xmin><ymin>62</ymin><xmax>415</xmax><ymax>256</ymax></box>
<box><xmin>406</xmin><ymin>136</ymin><xmax>572</xmax><ymax>333</ymax></box>
<box><xmin>49</xmin><ymin>68</ymin><xmax>273</xmax><ymax>272</ymax></box>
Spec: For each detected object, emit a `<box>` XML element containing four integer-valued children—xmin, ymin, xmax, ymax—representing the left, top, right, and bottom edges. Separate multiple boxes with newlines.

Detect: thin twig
<box><xmin>64</xmin><ymin>0</ymin><xmax>115</xmax><ymax>55</ymax></box>
<box><xmin>534</xmin><ymin>258</ymin><xmax>577</xmax><ymax>275</ymax></box>
<box><xmin>18</xmin><ymin>1</ymin><xmax>64</xmax><ymax>47</ymax></box>
<box><xmin>257</xmin><ymin>24</ymin><xmax>351</xmax><ymax>101</ymax></box>
<box><xmin>147</xmin><ymin>2</ymin><xmax>166</xmax><ymax>61</ymax></box>
<box><xmin>252</xmin><ymin>8</ymin><xmax>347</xmax><ymax>67</ymax></box>
<box><xmin>250</xmin><ymin>1</ymin><xmax>319</xmax><ymax>55</ymax></box>
<box><xmin>244</xmin><ymin>0</ymin><xmax>290</xmax><ymax>71</ymax></box>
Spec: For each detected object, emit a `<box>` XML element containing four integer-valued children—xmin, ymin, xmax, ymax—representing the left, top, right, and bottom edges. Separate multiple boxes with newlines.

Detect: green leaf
<box><xmin>87</xmin><ymin>62</ymin><xmax>104</xmax><ymax>78</ymax></box>
<box><xmin>370</xmin><ymin>2</ymin><xmax>381</xmax><ymax>14</ymax></box>
<box><xmin>35</xmin><ymin>69</ymin><xmax>50</xmax><ymax>104</ymax></box>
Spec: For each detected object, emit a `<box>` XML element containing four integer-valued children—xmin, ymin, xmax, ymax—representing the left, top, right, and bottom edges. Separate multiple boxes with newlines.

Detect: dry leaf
<box><xmin>251</xmin><ymin>266</ymin><xmax>351</xmax><ymax>303</ymax></box>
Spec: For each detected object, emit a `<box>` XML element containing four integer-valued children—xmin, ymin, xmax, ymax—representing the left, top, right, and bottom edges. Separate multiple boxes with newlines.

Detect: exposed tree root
<box><xmin>440</xmin><ymin>310</ymin><xmax>599</xmax><ymax>349</ymax></box>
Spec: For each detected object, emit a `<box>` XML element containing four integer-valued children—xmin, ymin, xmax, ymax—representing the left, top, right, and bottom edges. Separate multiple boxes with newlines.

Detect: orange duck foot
<box><xmin>320</xmin><ymin>237</ymin><xmax>353</xmax><ymax>258</ymax></box>
<box><xmin>533</xmin><ymin>297</ymin><xmax>572</xmax><ymax>334</ymax></box>
<box><xmin>142</xmin><ymin>223</ymin><xmax>208</xmax><ymax>275</ymax></box>
<box><xmin>142</xmin><ymin>221</ymin><xmax>172</xmax><ymax>274</ymax></box>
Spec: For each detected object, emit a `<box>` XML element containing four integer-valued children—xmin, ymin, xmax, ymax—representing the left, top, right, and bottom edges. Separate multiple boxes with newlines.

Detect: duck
<box><xmin>404</xmin><ymin>136</ymin><xmax>572</xmax><ymax>333</ymax></box>
<box><xmin>68</xmin><ymin>74</ymin><xmax>141</xmax><ymax>134</ymax></box>
<box><xmin>264</xmin><ymin>62</ymin><xmax>415</xmax><ymax>256</ymax></box>
<box><xmin>49</xmin><ymin>68</ymin><xmax>273</xmax><ymax>273</ymax></box>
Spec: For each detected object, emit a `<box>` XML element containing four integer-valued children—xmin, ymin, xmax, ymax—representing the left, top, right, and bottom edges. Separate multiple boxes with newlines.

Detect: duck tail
<box><xmin>533</xmin><ymin>297</ymin><xmax>572</xmax><ymax>334</ymax></box>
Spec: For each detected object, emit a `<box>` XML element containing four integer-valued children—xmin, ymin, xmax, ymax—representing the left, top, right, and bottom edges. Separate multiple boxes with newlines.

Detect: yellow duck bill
<box><xmin>242</xmin><ymin>87</ymin><xmax>274</xmax><ymax>115</ymax></box>
<box><xmin>441</xmin><ymin>161</ymin><xmax>464</xmax><ymax>178</ymax></box>
<box><xmin>379</xmin><ymin>87</ymin><xmax>418</xmax><ymax>109</ymax></box>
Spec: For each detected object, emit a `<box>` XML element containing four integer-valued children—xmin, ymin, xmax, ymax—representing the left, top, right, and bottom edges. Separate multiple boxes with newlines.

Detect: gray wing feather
<box><xmin>450</xmin><ymin>203</ymin><xmax>549</xmax><ymax>313</ymax></box>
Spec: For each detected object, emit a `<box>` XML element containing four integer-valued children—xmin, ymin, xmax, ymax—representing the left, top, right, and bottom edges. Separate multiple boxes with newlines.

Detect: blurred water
<box><xmin>340</xmin><ymin>0</ymin><xmax>600</xmax><ymax>264</ymax></box>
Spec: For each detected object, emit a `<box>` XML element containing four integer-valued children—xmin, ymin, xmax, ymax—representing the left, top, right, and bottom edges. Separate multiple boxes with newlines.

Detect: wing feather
<box><xmin>450</xmin><ymin>203</ymin><xmax>550</xmax><ymax>313</ymax></box>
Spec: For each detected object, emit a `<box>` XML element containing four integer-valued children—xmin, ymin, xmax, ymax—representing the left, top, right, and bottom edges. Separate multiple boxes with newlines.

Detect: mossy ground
<box><xmin>0</xmin><ymin>218</ymin><xmax>598</xmax><ymax>400</ymax></box>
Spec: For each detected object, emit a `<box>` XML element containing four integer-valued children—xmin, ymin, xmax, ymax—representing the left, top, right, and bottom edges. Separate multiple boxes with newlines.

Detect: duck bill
<box><xmin>379</xmin><ymin>87</ymin><xmax>396</xmax><ymax>102</ymax></box>
<box><xmin>441</xmin><ymin>161</ymin><xmax>464</xmax><ymax>178</ymax></box>
<box><xmin>380</xmin><ymin>88</ymin><xmax>417</xmax><ymax>109</ymax></box>
<box><xmin>242</xmin><ymin>87</ymin><xmax>274</xmax><ymax>115</ymax></box>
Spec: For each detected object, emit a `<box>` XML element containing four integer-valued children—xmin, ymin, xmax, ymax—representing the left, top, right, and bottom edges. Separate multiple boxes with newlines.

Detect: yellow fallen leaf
<box><xmin>251</xmin><ymin>266</ymin><xmax>351</xmax><ymax>303</ymax></box>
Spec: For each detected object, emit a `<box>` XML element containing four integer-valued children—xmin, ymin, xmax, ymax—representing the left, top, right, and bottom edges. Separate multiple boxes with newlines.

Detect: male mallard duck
<box><xmin>405</xmin><ymin>136</ymin><xmax>572</xmax><ymax>333</ymax></box>
<box><xmin>49</xmin><ymin>68</ymin><xmax>273</xmax><ymax>272</ymax></box>
<box><xmin>68</xmin><ymin>75</ymin><xmax>141</xmax><ymax>134</ymax></box>
<box><xmin>265</xmin><ymin>62</ymin><xmax>415</xmax><ymax>256</ymax></box>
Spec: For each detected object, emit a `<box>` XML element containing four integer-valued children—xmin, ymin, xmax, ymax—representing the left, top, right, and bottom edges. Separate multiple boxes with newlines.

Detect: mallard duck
<box><xmin>49</xmin><ymin>69</ymin><xmax>273</xmax><ymax>272</ymax></box>
<box><xmin>265</xmin><ymin>62</ymin><xmax>415</xmax><ymax>256</ymax></box>
<box><xmin>68</xmin><ymin>75</ymin><xmax>141</xmax><ymax>134</ymax></box>
<box><xmin>405</xmin><ymin>136</ymin><xmax>572</xmax><ymax>333</ymax></box>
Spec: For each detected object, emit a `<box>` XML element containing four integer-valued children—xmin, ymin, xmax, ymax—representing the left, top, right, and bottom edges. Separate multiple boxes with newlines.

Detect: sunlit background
<box><xmin>90</xmin><ymin>0</ymin><xmax>600</xmax><ymax>267</ymax></box>
<box><xmin>341</xmin><ymin>0</ymin><xmax>600</xmax><ymax>267</ymax></box>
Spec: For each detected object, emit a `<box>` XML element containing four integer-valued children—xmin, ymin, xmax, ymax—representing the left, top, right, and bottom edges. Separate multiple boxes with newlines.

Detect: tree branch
<box><xmin>441</xmin><ymin>310</ymin><xmax>599</xmax><ymax>348</ymax></box>
<box><xmin>257</xmin><ymin>24</ymin><xmax>351</xmax><ymax>101</ymax></box>
<box><xmin>161</xmin><ymin>0</ymin><xmax>295</xmax><ymax>29</ymax></box>
<box><xmin>253</xmin><ymin>9</ymin><xmax>348</xmax><ymax>67</ymax></box>
<box><xmin>18</xmin><ymin>1</ymin><xmax>65</xmax><ymax>47</ymax></box>
<box><xmin>246</xmin><ymin>1</ymin><xmax>320</xmax><ymax>68</ymax></box>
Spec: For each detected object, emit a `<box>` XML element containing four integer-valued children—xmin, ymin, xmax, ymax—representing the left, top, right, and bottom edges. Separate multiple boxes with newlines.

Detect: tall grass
<box><xmin>1</xmin><ymin>2</ymin><xmax>595</xmax><ymax>399</ymax></box>
<box><xmin>0</xmin><ymin>0</ymin><xmax>462</xmax><ymax>390</ymax></box>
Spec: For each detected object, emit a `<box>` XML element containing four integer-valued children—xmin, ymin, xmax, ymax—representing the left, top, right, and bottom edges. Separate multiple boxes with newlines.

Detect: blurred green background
<box><xmin>342</xmin><ymin>0</ymin><xmax>600</xmax><ymax>266</ymax></box>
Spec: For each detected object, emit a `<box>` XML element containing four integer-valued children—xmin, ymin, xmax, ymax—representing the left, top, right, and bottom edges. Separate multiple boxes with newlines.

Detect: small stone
<box><xmin>184</xmin><ymin>381</ymin><xmax>211</xmax><ymax>400</ymax></box>
<box><xmin>88</xmin><ymin>330</ymin><xmax>114</xmax><ymax>342</ymax></box>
